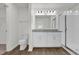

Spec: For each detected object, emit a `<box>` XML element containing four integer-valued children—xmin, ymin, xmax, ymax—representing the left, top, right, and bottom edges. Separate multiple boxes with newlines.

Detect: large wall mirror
<box><xmin>32</xmin><ymin>15</ymin><xmax>57</xmax><ymax>29</ymax></box>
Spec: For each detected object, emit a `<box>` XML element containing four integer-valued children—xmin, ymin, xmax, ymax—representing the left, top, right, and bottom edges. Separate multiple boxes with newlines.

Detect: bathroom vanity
<box><xmin>32</xmin><ymin>29</ymin><xmax>62</xmax><ymax>47</ymax></box>
<box><xmin>31</xmin><ymin>9</ymin><xmax>62</xmax><ymax>48</ymax></box>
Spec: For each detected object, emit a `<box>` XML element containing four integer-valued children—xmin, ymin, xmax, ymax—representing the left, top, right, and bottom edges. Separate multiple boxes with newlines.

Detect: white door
<box><xmin>66</xmin><ymin>15</ymin><xmax>74</xmax><ymax>48</ymax></box>
<box><xmin>66</xmin><ymin>15</ymin><xmax>79</xmax><ymax>54</ymax></box>
<box><xmin>73</xmin><ymin>15</ymin><xmax>79</xmax><ymax>53</ymax></box>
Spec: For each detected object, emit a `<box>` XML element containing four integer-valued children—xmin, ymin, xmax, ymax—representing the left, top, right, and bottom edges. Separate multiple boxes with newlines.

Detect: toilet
<box><xmin>19</xmin><ymin>35</ymin><xmax>28</xmax><ymax>50</ymax></box>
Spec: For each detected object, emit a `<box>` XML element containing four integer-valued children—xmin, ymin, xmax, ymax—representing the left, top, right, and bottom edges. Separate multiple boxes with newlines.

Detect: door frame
<box><xmin>65</xmin><ymin>15</ymin><xmax>67</xmax><ymax>47</ymax></box>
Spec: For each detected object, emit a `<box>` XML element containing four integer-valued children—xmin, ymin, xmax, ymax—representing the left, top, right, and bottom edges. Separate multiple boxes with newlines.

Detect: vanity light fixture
<box><xmin>63</xmin><ymin>10</ymin><xmax>79</xmax><ymax>15</ymax></box>
<box><xmin>38</xmin><ymin>11</ymin><xmax>39</xmax><ymax>13</ymax></box>
<box><xmin>34</xmin><ymin>8</ymin><xmax>57</xmax><ymax>15</ymax></box>
<box><xmin>41</xmin><ymin>11</ymin><xmax>42</xmax><ymax>13</ymax></box>
<box><xmin>74</xmin><ymin>10</ymin><xmax>79</xmax><ymax>13</ymax></box>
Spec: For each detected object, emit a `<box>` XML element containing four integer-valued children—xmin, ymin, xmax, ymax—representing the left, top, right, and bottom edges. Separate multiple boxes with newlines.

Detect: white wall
<box><xmin>59</xmin><ymin>15</ymin><xmax>65</xmax><ymax>46</ymax></box>
<box><xmin>17</xmin><ymin>7</ymin><xmax>29</xmax><ymax>44</ymax></box>
<box><xmin>17</xmin><ymin>4</ymin><xmax>32</xmax><ymax>51</ymax></box>
<box><xmin>71</xmin><ymin>4</ymin><xmax>79</xmax><ymax>11</ymax></box>
<box><xmin>28</xmin><ymin>4</ymin><xmax>33</xmax><ymax>51</ymax></box>
<box><xmin>0</xmin><ymin>7</ymin><xmax>6</xmax><ymax>44</ymax></box>
<box><xmin>6</xmin><ymin>4</ymin><xmax>18</xmax><ymax>51</ymax></box>
<box><xmin>6</xmin><ymin>3</ymin><xmax>31</xmax><ymax>51</ymax></box>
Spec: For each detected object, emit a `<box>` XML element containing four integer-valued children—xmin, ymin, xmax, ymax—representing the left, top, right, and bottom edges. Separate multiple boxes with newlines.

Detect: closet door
<box><xmin>66</xmin><ymin>15</ymin><xmax>79</xmax><ymax>54</ymax></box>
<box><xmin>74</xmin><ymin>16</ymin><xmax>79</xmax><ymax>43</ymax></box>
<box><xmin>66</xmin><ymin>15</ymin><xmax>74</xmax><ymax>48</ymax></box>
<box><xmin>73</xmin><ymin>15</ymin><xmax>79</xmax><ymax>53</ymax></box>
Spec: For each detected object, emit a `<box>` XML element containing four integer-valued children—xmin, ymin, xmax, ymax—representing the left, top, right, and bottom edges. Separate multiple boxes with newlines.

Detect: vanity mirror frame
<box><xmin>31</xmin><ymin>9</ymin><xmax>59</xmax><ymax>30</ymax></box>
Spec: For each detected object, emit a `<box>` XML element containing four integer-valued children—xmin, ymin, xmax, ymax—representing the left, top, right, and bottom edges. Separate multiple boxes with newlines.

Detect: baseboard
<box><xmin>66</xmin><ymin>47</ymin><xmax>79</xmax><ymax>55</ymax></box>
<box><xmin>28</xmin><ymin>45</ymin><xmax>33</xmax><ymax>52</ymax></box>
<box><xmin>6</xmin><ymin>44</ymin><xmax>19</xmax><ymax>52</ymax></box>
<box><xmin>33</xmin><ymin>47</ymin><xmax>62</xmax><ymax>49</ymax></box>
<box><xmin>62</xmin><ymin>45</ymin><xmax>76</xmax><ymax>55</ymax></box>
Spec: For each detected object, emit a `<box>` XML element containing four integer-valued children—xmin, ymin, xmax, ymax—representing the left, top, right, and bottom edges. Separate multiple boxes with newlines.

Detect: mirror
<box><xmin>32</xmin><ymin>15</ymin><xmax>56</xmax><ymax>29</ymax></box>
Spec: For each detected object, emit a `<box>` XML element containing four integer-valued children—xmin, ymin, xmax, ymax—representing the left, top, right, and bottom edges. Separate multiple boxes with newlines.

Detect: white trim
<box><xmin>28</xmin><ymin>45</ymin><xmax>33</xmax><ymax>52</ymax></box>
<box><xmin>62</xmin><ymin>45</ymin><xmax>76</xmax><ymax>55</ymax></box>
<box><xmin>6</xmin><ymin>43</ymin><xmax>18</xmax><ymax>52</ymax></box>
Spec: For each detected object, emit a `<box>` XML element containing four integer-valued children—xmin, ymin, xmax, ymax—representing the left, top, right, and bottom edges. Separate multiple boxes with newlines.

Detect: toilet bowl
<box><xmin>19</xmin><ymin>36</ymin><xmax>28</xmax><ymax>50</ymax></box>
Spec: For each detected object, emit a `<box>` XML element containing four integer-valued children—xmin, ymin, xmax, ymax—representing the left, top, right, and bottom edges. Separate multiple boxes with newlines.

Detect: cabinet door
<box><xmin>54</xmin><ymin>33</ymin><xmax>61</xmax><ymax>46</ymax></box>
<box><xmin>47</xmin><ymin>32</ymin><xmax>54</xmax><ymax>47</ymax></box>
<box><xmin>47</xmin><ymin>32</ymin><xmax>61</xmax><ymax>47</ymax></box>
<box><xmin>32</xmin><ymin>32</ymin><xmax>42</xmax><ymax>47</ymax></box>
<box><xmin>40</xmin><ymin>32</ymin><xmax>48</xmax><ymax>47</ymax></box>
<box><xmin>32</xmin><ymin>32</ymin><xmax>48</xmax><ymax>47</ymax></box>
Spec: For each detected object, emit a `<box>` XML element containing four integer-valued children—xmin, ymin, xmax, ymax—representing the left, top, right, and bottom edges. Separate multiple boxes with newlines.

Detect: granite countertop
<box><xmin>32</xmin><ymin>29</ymin><xmax>62</xmax><ymax>32</ymax></box>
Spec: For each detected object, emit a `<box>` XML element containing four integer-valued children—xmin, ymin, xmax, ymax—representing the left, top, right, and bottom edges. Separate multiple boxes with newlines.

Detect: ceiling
<box><xmin>31</xmin><ymin>3</ymin><xmax>79</xmax><ymax>15</ymax></box>
<box><xmin>0</xmin><ymin>3</ymin><xmax>6</xmax><ymax>8</ymax></box>
<box><xmin>14</xmin><ymin>3</ymin><xmax>28</xmax><ymax>8</ymax></box>
<box><xmin>0</xmin><ymin>3</ymin><xmax>79</xmax><ymax>14</ymax></box>
<box><xmin>13</xmin><ymin>3</ymin><xmax>78</xmax><ymax>10</ymax></box>
<box><xmin>0</xmin><ymin>3</ymin><xmax>78</xmax><ymax>10</ymax></box>
<box><xmin>32</xmin><ymin>3</ymin><xmax>77</xmax><ymax>8</ymax></box>
<box><xmin>14</xmin><ymin>3</ymin><xmax>79</xmax><ymax>14</ymax></box>
<box><xmin>32</xmin><ymin>3</ymin><xmax>78</xmax><ymax>11</ymax></box>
